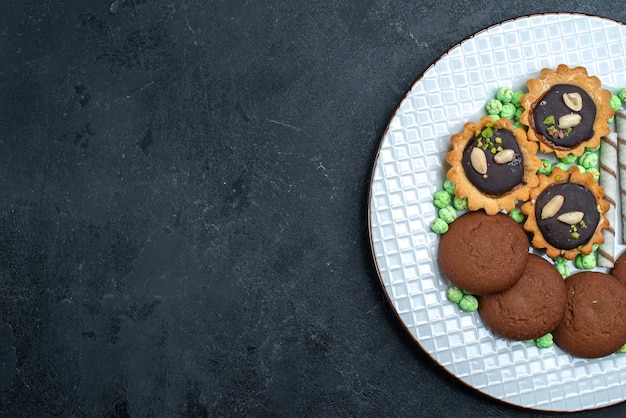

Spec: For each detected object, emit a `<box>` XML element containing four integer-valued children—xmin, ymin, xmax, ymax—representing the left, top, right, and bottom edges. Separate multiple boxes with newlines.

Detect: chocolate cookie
<box><xmin>553</xmin><ymin>272</ymin><xmax>626</xmax><ymax>358</ymax></box>
<box><xmin>478</xmin><ymin>254</ymin><xmax>567</xmax><ymax>340</ymax></box>
<box><xmin>438</xmin><ymin>210</ymin><xmax>530</xmax><ymax>295</ymax></box>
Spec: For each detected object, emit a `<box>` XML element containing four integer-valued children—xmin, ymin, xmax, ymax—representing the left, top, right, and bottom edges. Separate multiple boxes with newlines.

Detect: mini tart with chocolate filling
<box><xmin>520</xmin><ymin>166</ymin><xmax>610</xmax><ymax>260</ymax></box>
<box><xmin>520</xmin><ymin>64</ymin><xmax>613</xmax><ymax>158</ymax></box>
<box><xmin>446</xmin><ymin>116</ymin><xmax>541</xmax><ymax>215</ymax></box>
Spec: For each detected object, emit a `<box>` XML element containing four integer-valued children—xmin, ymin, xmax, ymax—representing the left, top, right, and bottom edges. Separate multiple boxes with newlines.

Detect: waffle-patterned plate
<box><xmin>369</xmin><ymin>13</ymin><xmax>626</xmax><ymax>411</ymax></box>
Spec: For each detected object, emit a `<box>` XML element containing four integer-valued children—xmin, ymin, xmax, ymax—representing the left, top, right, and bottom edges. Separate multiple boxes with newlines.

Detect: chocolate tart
<box><xmin>520</xmin><ymin>166</ymin><xmax>610</xmax><ymax>260</ymax></box>
<box><xmin>520</xmin><ymin>64</ymin><xmax>613</xmax><ymax>158</ymax></box>
<box><xmin>446</xmin><ymin>116</ymin><xmax>541</xmax><ymax>215</ymax></box>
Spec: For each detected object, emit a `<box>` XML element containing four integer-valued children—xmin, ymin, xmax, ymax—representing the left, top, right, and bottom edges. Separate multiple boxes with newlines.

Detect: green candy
<box><xmin>618</xmin><ymin>87</ymin><xmax>626</xmax><ymax>102</ymax></box>
<box><xmin>485</xmin><ymin>98</ymin><xmax>503</xmax><ymax>115</ymax></box>
<box><xmin>575</xmin><ymin>165</ymin><xmax>586</xmax><ymax>174</ymax></box>
<box><xmin>559</xmin><ymin>153</ymin><xmax>577</xmax><ymax>164</ymax></box>
<box><xmin>439</xmin><ymin>206</ymin><xmax>457</xmax><ymax>224</ymax></box>
<box><xmin>431</xmin><ymin>218</ymin><xmax>449</xmax><ymax>234</ymax></box>
<box><xmin>553</xmin><ymin>162</ymin><xmax>568</xmax><ymax>172</ymax></box>
<box><xmin>610</xmin><ymin>95</ymin><xmax>622</xmax><ymax>112</ymax></box>
<box><xmin>575</xmin><ymin>252</ymin><xmax>596</xmax><ymax>270</ymax></box>
<box><xmin>443</xmin><ymin>179</ymin><xmax>456</xmax><ymax>195</ymax></box>
<box><xmin>499</xmin><ymin>103</ymin><xmax>516</xmax><ymax>119</ymax></box>
<box><xmin>511</xmin><ymin>90</ymin><xmax>525</xmax><ymax>107</ymax></box>
<box><xmin>537</xmin><ymin>159</ymin><xmax>553</xmax><ymax>175</ymax></box>
<box><xmin>446</xmin><ymin>286</ymin><xmax>464</xmax><ymax>304</ymax></box>
<box><xmin>433</xmin><ymin>190</ymin><xmax>451</xmax><ymax>208</ymax></box>
<box><xmin>554</xmin><ymin>255</ymin><xmax>568</xmax><ymax>265</ymax></box>
<box><xmin>496</xmin><ymin>87</ymin><xmax>513</xmax><ymax>103</ymax></box>
<box><xmin>555</xmin><ymin>262</ymin><xmax>570</xmax><ymax>279</ymax></box>
<box><xmin>488</xmin><ymin>114</ymin><xmax>501</xmax><ymax>121</ymax></box>
<box><xmin>459</xmin><ymin>294</ymin><xmax>478</xmax><ymax>312</ymax></box>
<box><xmin>535</xmin><ymin>333</ymin><xmax>554</xmax><ymax>349</ymax></box>
<box><xmin>508</xmin><ymin>207</ymin><xmax>526</xmax><ymax>223</ymax></box>
<box><xmin>618</xmin><ymin>343</ymin><xmax>626</xmax><ymax>354</ymax></box>
<box><xmin>453</xmin><ymin>196</ymin><xmax>468</xmax><ymax>211</ymax></box>
<box><xmin>578</xmin><ymin>151</ymin><xmax>598</xmax><ymax>169</ymax></box>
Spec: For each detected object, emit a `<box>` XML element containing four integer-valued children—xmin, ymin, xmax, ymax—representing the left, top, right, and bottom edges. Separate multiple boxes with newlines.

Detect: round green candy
<box><xmin>535</xmin><ymin>333</ymin><xmax>554</xmax><ymax>349</ymax></box>
<box><xmin>443</xmin><ymin>179</ymin><xmax>456</xmax><ymax>195</ymax></box>
<box><xmin>431</xmin><ymin>218</ymin><xmax>449</xmax><ymax>234</ymax></box>
<box><xmin>499</xmin><ymin>103</ymin><xmax>516</xmax><ymax>119</ymax></box>
<box><xmin>552</xmin><ymin>162</ymin><xmax>568</xmax><ymax>172</ymax></box>
<box><xmin>618</xmin><ymin>343</ymin><xmax>626</xmax><ymax>354</ymax></box>
<box><xmin>453</xmin><ymin>196</ymin><xmax>468</xmax><ymax>211</ymax></box>
<box><xmin>496</xmin><ymin>87</ymin><xmax>513</xmax><ymax>103</ymax></box>
<box><xmin>575</xmin><ymin>253</ymin><xmax>596</xmax><ymax>269</ymax></box>
<box><xmin>578</xmin><ymin>151</ymin><xmax>598</xmax><ymax>169</ymax></box>
<box><xmin>610</xmin><ymin>95</ymin><xmax>622</xmax><ymax>112</ymax></box>
<box><xmin>575</xmin><ymin>165</ymin><xmax>586</xmax><ymax>174</ymax></box>
<box><xmin>488</xmin><ymin>114</ymin><xmax>501</xmax><ymax>121</ymax></box>
<box><xmin>537</xmin><ymin>159</ymin><xmax>553</xmax><ymax>175</ymax></box>
<box><xmin>554</xmin><ymin>255</ymin><xmax>567</xmax><ymax>265</ymax></box>
<box><xmin>459</xmin><ymin>294</ymin><xmax>478</xmax><ymax>312</ymax></box>
<box><xmin>618</xmin><ymin>87</ymin><xmax>626</xmax><ymax>102</ymax></box>
<box><xmin>446</xmin><ymin>286</ymin><xmax>464</xmax><ymax>304</ymax></box>
<box><xmin>433</xmin><ymin>190</ymin><xmax>451</xmax><ymax>208</ymax></box>
<box><xmin>511</xmin><ymin>90</ymin><xmax>525</xmax><ymax>107</ymax></box>
<box><xmin>559</xmin><ymin>153</ymin><xmax>577</xmax><ymax>164</ymax></box>
<box><xmin>439</xmin><ymin>206</ymin><xmax>457</xmax><ymax>224</ymax></box>
<box><xmin>485</xmin><ymin>98</ymin><xmax>503</xmax><ymax>115</ymax></box>
<box><xmin>508</xmin><ymin>207</ymin><xmax>526</xmax><ymax>223</ymax></box>
<box><xmin>608</xmin><ymin>116</ymin><xmax>615</xmax><ymax>124</ymax></box>
<box><xmin>555</xmin><ymin>262</ymin><xmax>570</xmax><ymax>279</ymax></box>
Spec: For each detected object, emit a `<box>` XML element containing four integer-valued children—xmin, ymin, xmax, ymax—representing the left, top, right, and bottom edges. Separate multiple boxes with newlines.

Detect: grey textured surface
<box><xmin>1</xmin><ymin>1</ymin><xmax>626</xmax><ymax>416</ymax></box>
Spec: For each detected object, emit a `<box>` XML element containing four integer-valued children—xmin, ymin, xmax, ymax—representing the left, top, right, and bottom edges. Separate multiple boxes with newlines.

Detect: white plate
<box><xmin>369</xmin><ymin>13</ymin><xmax>626</xmax><ymax>412</ymax></box>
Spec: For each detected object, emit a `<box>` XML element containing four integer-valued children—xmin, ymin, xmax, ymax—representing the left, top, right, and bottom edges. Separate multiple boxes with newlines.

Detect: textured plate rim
<box><xmin>368</xmin><ymin>12</ymin><xmax>626</xmax><ymax>413</ymax></box>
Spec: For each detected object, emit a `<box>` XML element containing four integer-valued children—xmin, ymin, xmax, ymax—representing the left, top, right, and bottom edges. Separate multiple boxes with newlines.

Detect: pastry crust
<box><xmin>520</xmin><ymin>64</ymin><xmax>614</xmax><ymax>158</ymax></box>
<box><xmin>446</xmin><ymin>116</ymin><xmax>541</xmax><ymax>215</ymax></box>
<box><xmin>521</xmin><ymin>166</ymin><xmax>610</xmax><ymax>260</ymax></box>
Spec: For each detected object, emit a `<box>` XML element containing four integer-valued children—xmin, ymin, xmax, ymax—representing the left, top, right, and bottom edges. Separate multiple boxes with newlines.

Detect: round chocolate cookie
<box><xmin>438</xmin><ymin>210</ymin><xmax>530</xmax><ymax>295</ymax></box>
<box><xmin>478</xmin><ymin>254</ymin><xmax>567</xmax><ymax>340</ymax></box>
<box><xmin>553</xmin><ymin>272</ymin><xmax>626</xmax><ymax>358</ymax></box>
<box><xmin>610</xmin><ymin>251</ymin><xmax>626</xmax><ymax>287</ymax></box>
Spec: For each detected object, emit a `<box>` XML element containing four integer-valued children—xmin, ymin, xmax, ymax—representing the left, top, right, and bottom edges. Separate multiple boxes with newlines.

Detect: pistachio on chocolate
<box><xmin>541</xmin><ymin>194</ymin><xmax>564</xmax><ymax>219</ymax></box>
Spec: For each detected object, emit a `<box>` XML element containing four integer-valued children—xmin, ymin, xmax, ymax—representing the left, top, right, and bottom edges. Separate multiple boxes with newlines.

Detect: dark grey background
<box><xmin>1</xmin><ymin>1</ymin><xmax>626</xmax><ymax>416</ymax></box>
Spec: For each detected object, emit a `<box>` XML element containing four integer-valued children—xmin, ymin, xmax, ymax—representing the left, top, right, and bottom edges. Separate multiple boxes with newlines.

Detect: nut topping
<box><xmin>558</xmin><ymin>113</ymin><xmax>582</xmax><ymax>129</ymax></box>
<box><xmin>493</xmin><ymin>149</ymin><xmax>515</xmax><ymax>164</ymax></box>
<box><xmin>557</xmin><ymin>211</ymin><xmax>585</xmax><ymax>225</ymax></box>
<box><xmin>470</xmin><ymin>147</ymin><xmax>487</xmax><ymax>175</ymax></box>
<box><xmin>563</xmin><ymin>92</ymin><xmax>583</xmax><ymax>111</ymax></box>
<box><xmin>541</xmin><ymin>195</ymin><xmax>564</xmax><ymax>219</ymax></box>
